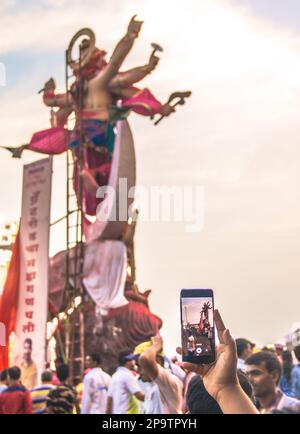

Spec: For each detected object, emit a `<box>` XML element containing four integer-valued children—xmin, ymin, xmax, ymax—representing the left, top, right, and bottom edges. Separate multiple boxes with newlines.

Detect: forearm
<box><xmin>75</xmin><ymin>401</ymin><xmax>81</xmax><ymax>414</ymax></box>
<box><xmin>109</xmin><ymin>33</ymin><xmax>137</xmax><ymax>76</ymax></box>
<box><xmin>106</xmin><ymin>397</ymin><xmax>113</xmax><ymax>414</ymax></box>
<box><xmin>217</xmin><ymin>385</ymin><xmax>259</xmax><ymax>414</ymax></box>
<box><xmin>43</xmin><ymin>91</ymin><xmax>72</xmax><ymax>108</ymax></box>
<box><xmin>139</xmin><ymin>348</ymin><xmax>159</xmax><ymax>380</ymax></box>
<box><xmin>114</xmin><ymin>65</ymin><xmax>151</xmax><ymax>87</ymax></box>
<box><xmin>140</xmin><ymin>347</ymin><xmax>157</xmax><ymax>364</ymax></box>
<box><xmin>51</xmin><ymin>106</ymin><xmax>73</xmax><ymax>128</ymax></box>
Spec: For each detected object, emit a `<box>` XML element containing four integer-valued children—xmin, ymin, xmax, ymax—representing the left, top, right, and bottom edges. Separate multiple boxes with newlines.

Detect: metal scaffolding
<box><xmin>64</xmin><ymin>45</ymin><xmax>85</xmax><ymax>385</ymax></box>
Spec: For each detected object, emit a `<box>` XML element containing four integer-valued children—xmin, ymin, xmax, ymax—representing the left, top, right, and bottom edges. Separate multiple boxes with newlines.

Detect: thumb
<box><xmin>182</xmin><ymin>362</ymin><xmax>205</xmax><ymax>376</ymax></box>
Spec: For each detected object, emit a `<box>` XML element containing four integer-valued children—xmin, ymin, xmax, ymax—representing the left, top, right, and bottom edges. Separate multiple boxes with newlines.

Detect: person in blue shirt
<box><xmin>292</xmin><ymin>345</ymin><xmax>300</xmax><ymax>400</ymax></box>
<box><xmin>279</xmin><ymin>350</ymin><xmax>295</xmax><ymax>397</ymax></box>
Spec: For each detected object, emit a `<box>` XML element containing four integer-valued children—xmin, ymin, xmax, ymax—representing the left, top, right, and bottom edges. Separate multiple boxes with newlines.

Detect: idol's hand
<box><xmin>127</xmin><ymin>15</ymin><xmax>144</xmax><ymax>38</ymax></box>
<box><xmin>147</xmin><ymin>52</ymin><xmax>160</xmax><ymax>72</ymax></box>
<box><xmin>160</xmin><ymin>104</ymin><xmax>176</xmax><ymax>117</ymax></box>
<box><xmin>44</xmin><ymin>77</ymin><xmax>56</xmax><ymax>92</ymax></box>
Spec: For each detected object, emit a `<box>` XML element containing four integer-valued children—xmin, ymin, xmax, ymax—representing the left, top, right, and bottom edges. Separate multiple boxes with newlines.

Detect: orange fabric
<box><xmin>73</xmin><ymin>48</ymin><xmax>107</xmax><ymax>79</ymax></box>
<box><xmin>0</xmin><ymin>230</ymin><xmax>20</xmax><ymax>370</ymax></box>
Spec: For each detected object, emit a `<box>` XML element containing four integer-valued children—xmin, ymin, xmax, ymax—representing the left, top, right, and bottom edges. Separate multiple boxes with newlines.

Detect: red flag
<box><xmin>0</xmin><ymin>230</ymin><xmax>20</xmax><ymax>370</ymax></box>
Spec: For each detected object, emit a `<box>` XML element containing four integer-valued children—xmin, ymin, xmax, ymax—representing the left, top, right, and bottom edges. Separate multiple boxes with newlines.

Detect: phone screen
<box><xmin>181</xmin><ymin>289</ymin><xmax>215</xmax><ymax>364</ymax></box>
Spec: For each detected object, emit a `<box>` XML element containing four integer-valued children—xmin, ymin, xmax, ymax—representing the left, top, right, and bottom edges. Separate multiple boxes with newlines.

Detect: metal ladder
<box><xmin>64</xmin><ymin>48</ymin><xmax>85</xmax><ymax>386</ymax></box>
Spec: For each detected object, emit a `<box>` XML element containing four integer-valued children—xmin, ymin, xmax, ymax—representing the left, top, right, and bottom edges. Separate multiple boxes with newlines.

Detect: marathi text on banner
<box><xmin>12</xmin><ymin>157</ymin><xmax>52</xmax><ymax>388</ymax></box>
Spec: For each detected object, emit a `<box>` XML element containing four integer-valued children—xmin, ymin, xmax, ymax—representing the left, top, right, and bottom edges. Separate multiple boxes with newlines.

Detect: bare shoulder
<box><xmin>87</xmin><ymin>68</ymin><xmax>112</xmax><ymax>89</ymax></box>
<box><xmin>156</xmin><ymin>365</ymin><xmax>182</xmax><ymax>389</ymax></box>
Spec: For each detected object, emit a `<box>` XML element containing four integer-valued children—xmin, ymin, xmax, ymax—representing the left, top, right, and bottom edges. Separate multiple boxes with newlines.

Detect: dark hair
<box><xmin>8</xmin><ymin>366</ymin><xmax>21</xmax><ymax>381</ymax></box>
<box><xmin>236</xmin><ymin>338</ymin><xmax>253</xmax><ymax>358</ymax></box>
<box><xmin>55</xmin><ymin>356</ymin><xmax>64</xmax><ymax>366</ymax></box>
<box><xmin>56</xmin><ymin>364</ymin><xmax>69</xmax><ymax>382</ymax></box>
<box><xmin>118</xmin><ymin>351</ymin><xmax>132</xmax><ymax>366</ymax></box>
<box><xmin>24</xmin><ymin>338</ymin><xmax>32</xmax><ymax>347</ymax></box>
<box><xmin>0</xmin><ymin>369</ymin><xmax>8</xmax><ymax>382</ymax></box>
<box><xmin>282</xmin><ymin>350</ymin><xmax>294</xmax><ymax>383</ymax></box>
<box><xmin>261</xmin><ymin>346</ymin><xmax>276</xmax><ymax>353</ymax></box>
<box><xmin>237</xmin><ymin>369</ymin><xmax>253</xmax><ymax>399</ymax></box>
<box><xmin>89</xmin><ymin>353</ymin><xmax>101</xmax><ymax>365</ymax></box>
<box><xmin>294</xmin><ymin>345</ymin><xmax>300</xmax><ymax>363</ymax></box>
<box><xmin>186</xmin><ymin>371</ymin><xmax>253</xmax><ymax>414</ymax></box>
<box><xmin>245</xmin><ymin>351</ymin><xmax>282</xmax><ymax>383</ymax></box>
<box><xmin>156</xmin><ymin>355</ymin><xmax>165</xmax><ymax>368</ymax></box>
<box><xmin>41</xmin><ymin>371</ymin><xmax>52</xmax><ymax>383</ymax></box>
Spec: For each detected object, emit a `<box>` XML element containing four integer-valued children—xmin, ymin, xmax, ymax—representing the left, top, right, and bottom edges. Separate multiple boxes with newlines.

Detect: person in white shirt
<box><xmin>245</xmin><ymin>350</ymin><xmax>300</xmax><ymax>413</ymax></box>
<box><xmin>106</xmin><ymin>352</ymin><xmax>145</xmax><ymax>414</ymax></box>
<box><xmin>81</xmin><ymin>353</ymin><xmax>111</xmax><ymax>414</ymax></box>
<box><xmin>138</xmin><ymin>336</ymin><xmax>183</xmax><ymax>414</ymax></box>
<box><xmin>138</xmin><ymin>377</ymin><xmax>163</xmax><ymax>414</ymax></box>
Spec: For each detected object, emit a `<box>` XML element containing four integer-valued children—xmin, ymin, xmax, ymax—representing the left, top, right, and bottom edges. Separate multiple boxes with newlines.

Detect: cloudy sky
<box><xmin>1</xmin><ymin>0</ymin><xmax>300</xmax><ymax>355</ymax></box>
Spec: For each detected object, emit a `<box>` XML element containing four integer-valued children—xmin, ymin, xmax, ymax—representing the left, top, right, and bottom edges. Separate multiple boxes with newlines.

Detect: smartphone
<box><xmin>180</xmin><ymin>288</ymin><xmax>216</xmax><ymax>364</ymax></box>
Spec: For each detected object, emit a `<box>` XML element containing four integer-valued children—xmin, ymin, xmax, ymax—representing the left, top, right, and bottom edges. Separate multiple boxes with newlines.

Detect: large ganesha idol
<box><xmin>3</xmin><ymin>16</ymin><xmax>191</xmax><ymax>361</ymax></box>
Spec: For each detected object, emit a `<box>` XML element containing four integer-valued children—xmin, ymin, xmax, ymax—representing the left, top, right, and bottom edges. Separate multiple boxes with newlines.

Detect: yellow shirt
<box><xmin>75</xmin><ymin>382</ymin><xmax>84</xmax><ymax>413</ymax></box>
<box><xmin>21</xmin><ymin>361</ymin><xmax>38</xmax><ymax>390</ymax></box>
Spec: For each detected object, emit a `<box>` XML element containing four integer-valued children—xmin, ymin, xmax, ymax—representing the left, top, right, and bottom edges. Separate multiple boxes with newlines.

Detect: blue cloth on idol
<box><xmin>69</xmin><ymin>119</ymin><xmax>115</xmax><ymax>153</ymax></box>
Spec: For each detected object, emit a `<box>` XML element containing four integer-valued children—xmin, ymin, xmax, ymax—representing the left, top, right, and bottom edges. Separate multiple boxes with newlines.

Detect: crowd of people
<box><xmin>0</xmin><ymin>310</ymin><xmax>300</xmax><ymax>414</ymax></box>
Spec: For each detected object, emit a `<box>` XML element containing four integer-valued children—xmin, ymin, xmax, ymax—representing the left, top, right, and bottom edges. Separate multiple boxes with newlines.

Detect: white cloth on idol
<box><xmin>83</xmin><ymin>240</ymin><xmax>128</xmax><ymax>315</ymax></box>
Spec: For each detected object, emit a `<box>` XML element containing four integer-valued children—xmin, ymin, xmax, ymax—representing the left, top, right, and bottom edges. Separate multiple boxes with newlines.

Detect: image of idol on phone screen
<box><xmin>181</xmin><ymin>297</ymin><xmax>214</xmax><ymax>362</ymax></box>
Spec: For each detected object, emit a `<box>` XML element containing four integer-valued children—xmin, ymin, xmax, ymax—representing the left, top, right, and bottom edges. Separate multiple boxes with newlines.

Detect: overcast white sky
<box><xmin>1</xmin><ymin>0</ymin><xmax>300</xmax><ymax>355</ymax></box>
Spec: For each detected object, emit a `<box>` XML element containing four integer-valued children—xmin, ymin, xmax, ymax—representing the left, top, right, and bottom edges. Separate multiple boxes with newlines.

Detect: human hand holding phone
<box><xmin>180</xmin><ymin>309</ymin><xmax>238</xmax><ymax>400</ymax></box>
<box><xmin>178</xmin><ymin>309</ymin><xmax>258</xmax><ymax>414</ymax></box>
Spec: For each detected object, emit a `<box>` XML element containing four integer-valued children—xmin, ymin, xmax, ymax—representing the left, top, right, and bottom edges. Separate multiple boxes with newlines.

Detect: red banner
<box><xmin>0</xmin><ymin>231</ymin><xmax>20</xmax><ymax>370</ymax></box>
